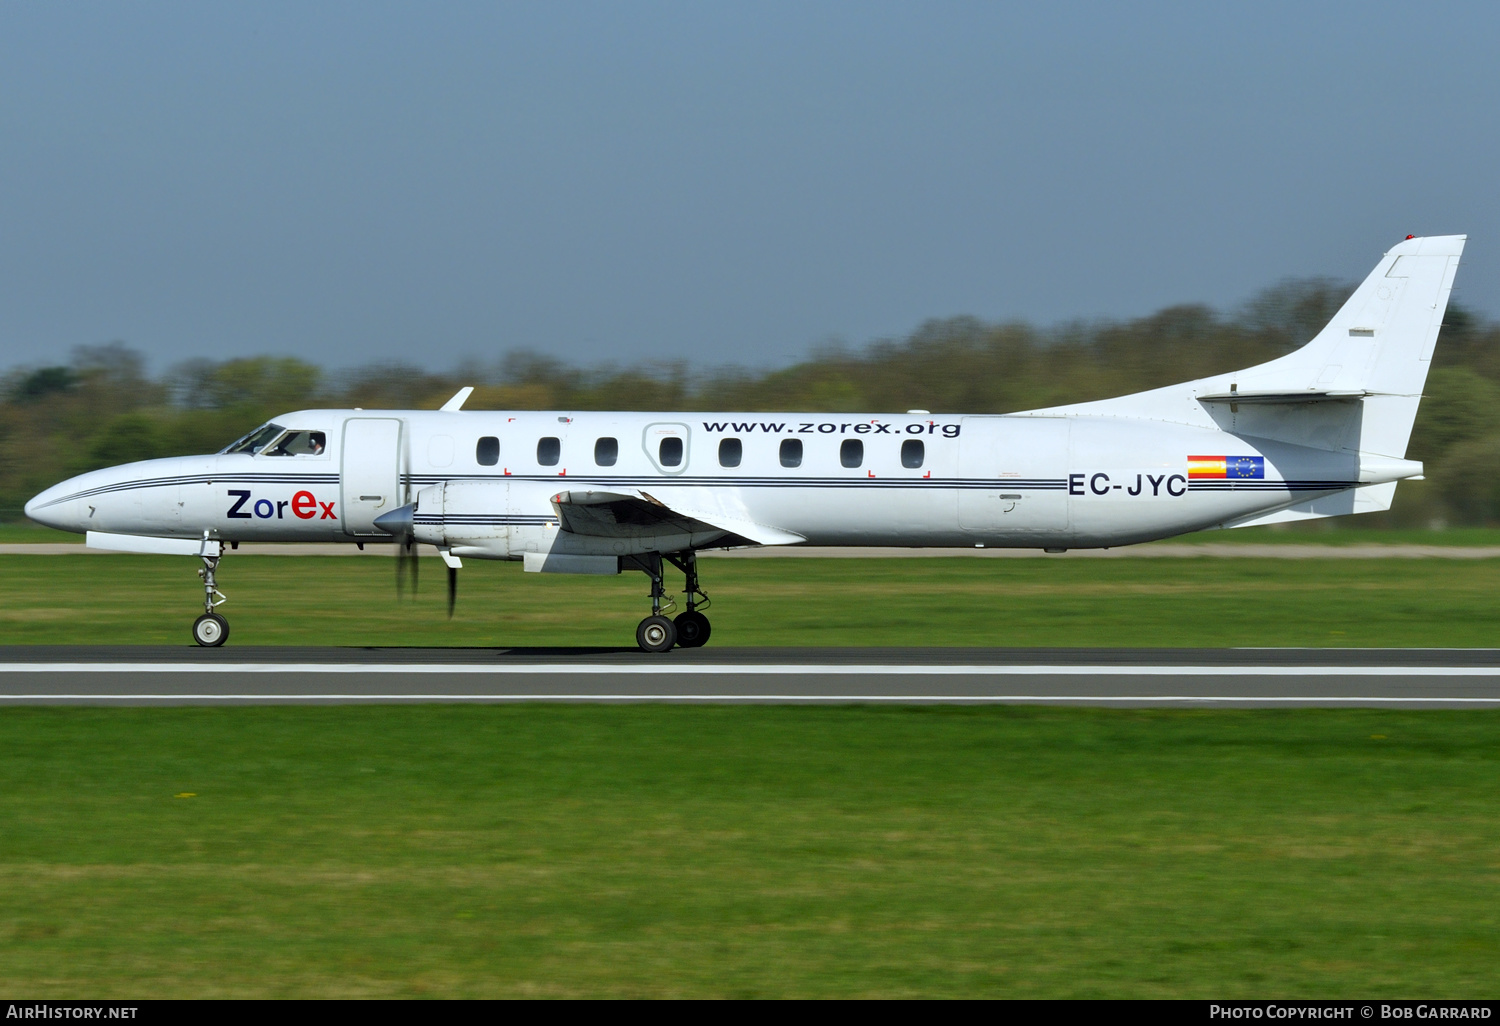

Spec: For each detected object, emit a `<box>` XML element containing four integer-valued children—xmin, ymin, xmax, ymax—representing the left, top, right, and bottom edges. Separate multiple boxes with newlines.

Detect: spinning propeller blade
<box><xmin>374</xmin><ymin>503</ymin><xmax>419</xmax><ymax>600</ymax></box>
<box><xmin>376</xmin><ymin>502</ymin><xmax>458</xmax><ymax>615</ymax></box>
<box><xmin>397</xmin><ymin>534</ymin><xmax>418</xmax><ymax>598</ymax></box>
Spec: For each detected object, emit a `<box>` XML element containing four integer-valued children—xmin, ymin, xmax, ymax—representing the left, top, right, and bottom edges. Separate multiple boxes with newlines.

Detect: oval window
<box><xmin>840</xmin><ymin>439</ymin><xmax>863</xmax><ymax>468</ymax></box>
<box><xmin>476</xmin><ymin>436</ymin><xmax>499</xmax><ymax>466</ymax></box>
<box><xmin>719</xmin><ymin>438</ymin><xmax>742</xmax><ymax>468</ymax></box>
<box><xmin>659</xmin><ymin>437</ymin><xmax>683</xmax><ymax>467</ymax></box>
<box><xmin>779</xmin><ymin>438</ymin><xmax>802</xmax><ymax>468</ymax></box>
<box><xmin>595</xmin><ymin>437</ymin><xmax>618</xmax><ymax>467</ymax></box>
<box><xmin>901</xmin><ymin>439</ymin><xmax>925</xmax><ymax>469</ymax></box>
<box><xmin>537</xmin><ymin>437</ymin><xmax>560</xmax><ymax>466</ymax></box>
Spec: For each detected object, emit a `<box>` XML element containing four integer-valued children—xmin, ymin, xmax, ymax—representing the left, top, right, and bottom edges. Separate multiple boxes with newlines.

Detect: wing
<box><xmin>549</xmin><ymin>489</ymin><xmax>804</xmax><ymax>547</ymax></box>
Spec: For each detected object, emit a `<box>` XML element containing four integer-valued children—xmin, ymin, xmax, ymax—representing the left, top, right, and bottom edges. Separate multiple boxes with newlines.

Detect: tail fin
<box><xmin>1032</xmin><ymin>235</ymin><xmax>1466</xmax><ymax>460</ymax></box>
<box><xmin>1229</xmin><ymin>233</ymin><xmax>1465</xmax><ymax>457</ymax></box>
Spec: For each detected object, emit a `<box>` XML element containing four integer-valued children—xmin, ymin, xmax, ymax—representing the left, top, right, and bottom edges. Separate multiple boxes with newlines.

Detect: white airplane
<box><xmin>25</xmin><ymin>235</ymin><xmax>1464</xmax><ymax>651</ymax></box>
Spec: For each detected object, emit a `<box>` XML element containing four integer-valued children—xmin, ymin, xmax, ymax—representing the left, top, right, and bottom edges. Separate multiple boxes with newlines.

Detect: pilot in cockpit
<box><xmin>266</xmin><ymin>430</ymin><xmax>327</xmax><ymax>456</ymax></box>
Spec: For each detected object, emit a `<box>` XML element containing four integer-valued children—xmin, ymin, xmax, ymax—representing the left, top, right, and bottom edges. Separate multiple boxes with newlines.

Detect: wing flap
<box><xmin>549</xmin><ymin>490</ymin><xmax>687</xmax><ymax>537</ymax></box>
<box><xmin>550</xmin><ymin>489</ymin><xmax>804</xmax><ymax>546</ymax></box>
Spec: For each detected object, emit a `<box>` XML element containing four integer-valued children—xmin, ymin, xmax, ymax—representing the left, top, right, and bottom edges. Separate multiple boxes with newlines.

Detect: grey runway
<box><xmin>1</xmin><ymin>646</ymin><xmax>1498</xmax><ymax>707</ymax></box>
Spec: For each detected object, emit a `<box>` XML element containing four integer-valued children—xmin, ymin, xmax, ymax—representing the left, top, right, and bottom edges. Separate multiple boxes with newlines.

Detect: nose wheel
<box><xmin>191</xmin><ymin>550</ymin><xmax>230</xmax><ymax>647</ymax></box>
<box><xmin>192</xmin><ymin>612</ymin><xmax>229</xmax><ymax>647</ymax></box>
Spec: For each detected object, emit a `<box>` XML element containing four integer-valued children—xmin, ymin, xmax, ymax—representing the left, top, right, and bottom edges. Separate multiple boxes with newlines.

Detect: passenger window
<box><xmin>537</xmin><ymin>437</ymin><xmax>561</xmax><ymax>466</ymax></box>
<box><xmin>659</xmin><ymin>437</ymin><xmax>683</xmax><ymax>467</ymax></box>
<box><xmin>779</xmin><ymin>438</ymin><xmax>802</xmax><ymax>468</ymax></box>
<box><xmin>840</xmin><ymin>439</ymin><xmax>863</xmax><ymax>468</ymax></box>
<box><xmin>719</xmin><ymin>438</ymin><xmax>742</xmax><ymax>468</ymax></box>
<box><xmin>476</xmin><ymin>436</ymin><xmax>499</xmax><ymax>466</ymax></box>
<box><xmin>902</xmin><ymin>439</ymin><xmax>925</xmax><ymax>469</ymax></box>
<box><xmin>265</xmin><ymin>430</ymin><xmax>327</xmax><ymax>456</ymax></box>
<box><xmin>595</xmin><ymin>437</ymin><xmax>618</xmax><ymax>466</ymax></box>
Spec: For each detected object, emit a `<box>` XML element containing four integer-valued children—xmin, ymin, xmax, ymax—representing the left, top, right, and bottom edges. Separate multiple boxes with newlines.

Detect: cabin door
<box><xmin>957</xmin><ymin>417</ymin><xmax>1070</xmax><ymax>535</ymax></box>
<box><xmin>341</xmin><ymin>418</ymin><xmax>404</xmax><ymax>536</ymax></box>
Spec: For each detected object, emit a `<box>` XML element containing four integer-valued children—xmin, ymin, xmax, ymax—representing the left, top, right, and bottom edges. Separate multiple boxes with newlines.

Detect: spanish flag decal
<box><xmin>1188</xmin><ymin>455</ymin><xmax>1265</xmax><ymax>479</ymax></box>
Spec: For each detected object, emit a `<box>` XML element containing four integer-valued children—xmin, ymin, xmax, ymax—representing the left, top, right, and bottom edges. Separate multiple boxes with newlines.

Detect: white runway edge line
<box><xmin>1</xmin><ymin>663</ymin><xmax>1500</xmax><ymax>676</ymax></box>
<box><xmin>3</xmin><ymin>694</ymin><xmax>1500</xmax><ymax>704</ymax></box>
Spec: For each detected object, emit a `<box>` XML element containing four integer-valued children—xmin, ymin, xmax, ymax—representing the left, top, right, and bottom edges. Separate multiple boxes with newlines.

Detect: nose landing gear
<box><xmin>191</xmin><ymin>552</ymin><xmax>229</xmax><ymax>647</ymax></box>
<box><xmin>624</xmin><ymin>551</ymin><xmax>712</xmax><ymax>652</ymax></box>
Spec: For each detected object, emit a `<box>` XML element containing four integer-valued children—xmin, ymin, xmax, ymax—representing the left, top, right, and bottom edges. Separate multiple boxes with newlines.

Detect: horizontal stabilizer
<box><xmin>1196</xmin><ymin>390</ymin><xmax>1365</xmax><ymax>404</ymax></box>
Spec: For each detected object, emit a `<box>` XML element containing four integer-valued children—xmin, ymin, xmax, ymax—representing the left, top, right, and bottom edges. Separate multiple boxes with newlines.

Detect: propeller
<box><xmin>375</xmin><ymin>502</ymin><xmax>460</xmax><ymax>618</ymax></box>
<box><xmin>398</xmin><ymin>533</ymin><xmax>418</xmax><ymax>598</ymax></box>
<box><xmin>374</xmin><ymin>503</ymin><xmax>418</xmax><ymax>600</ymax></box>
<box><xmin>439</xmin><ymin>550</ymin><xmax>462</xmax><ymax>620</ymax></box>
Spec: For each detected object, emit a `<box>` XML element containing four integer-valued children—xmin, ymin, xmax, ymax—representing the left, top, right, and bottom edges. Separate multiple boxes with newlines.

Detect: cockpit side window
<box><xmin>264</xmin><ymin>430</ymin><xmax>328</xmax><ymax>456</ymax></box>
<box><xmin>222</xmin><ymin>423</ymin><xmax>286</xmax><ymax>455</ymax></box>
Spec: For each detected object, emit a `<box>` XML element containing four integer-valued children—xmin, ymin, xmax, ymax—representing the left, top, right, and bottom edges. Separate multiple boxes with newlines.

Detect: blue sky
<box><xmin>1</xmin><ymin>2</ymin><xmax>1495</xmax><ymax>372</ymax></box>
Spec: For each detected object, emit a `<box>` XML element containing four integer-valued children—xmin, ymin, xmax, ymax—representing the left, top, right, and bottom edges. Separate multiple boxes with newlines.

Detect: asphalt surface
<box><xmin>1</xmin><ymin>647</ymin><xmax>1498</xmax><ymax>706</ymax></box>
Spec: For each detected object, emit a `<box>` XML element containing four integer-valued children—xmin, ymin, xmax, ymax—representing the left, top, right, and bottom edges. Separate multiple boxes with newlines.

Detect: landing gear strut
<box><xmin>667</xmin><ymin>551</ymin><xmax>711</xmax><ymax>649</ymax></box>
<box><xmin>624</xmin><ymin>551</ymin><xmax>711</xmax><ymax>652</ymax></box>
<box><xmin>191</xmin><ymin>552</ymin><xmax>229</xmax><ymax>647</ymax></box>
<box><xmin>626</xmin><ymin>553</ymin><xmax>676</xmax><ymax>652</ymax></box>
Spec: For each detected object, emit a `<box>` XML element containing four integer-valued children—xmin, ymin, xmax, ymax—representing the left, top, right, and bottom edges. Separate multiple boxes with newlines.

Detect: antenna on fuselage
<box><xmin>439</xmin><ymin>387</ymin><xmax>474</xmax><ymax>411</ymax></box>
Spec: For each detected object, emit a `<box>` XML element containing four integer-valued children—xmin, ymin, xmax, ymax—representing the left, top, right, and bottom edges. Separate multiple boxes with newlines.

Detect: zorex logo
<box><xmin>227</xmin><ymin>490</ymin><xmax>337</xmax><ymax>520</ymax></box>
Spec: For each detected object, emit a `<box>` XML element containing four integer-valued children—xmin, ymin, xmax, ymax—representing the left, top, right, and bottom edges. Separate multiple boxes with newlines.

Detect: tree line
<box><xmin>5</xmin><ymin>277</ymin><xmax>1500</xmax><ymax>527</ymax></box>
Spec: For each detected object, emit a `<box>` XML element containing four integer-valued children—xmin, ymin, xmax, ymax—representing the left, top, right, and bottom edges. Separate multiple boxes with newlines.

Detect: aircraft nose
<box><xmin>25</xmin><ymin>475</ymin><xmax>91</xmax><ymax>533</ymax></box>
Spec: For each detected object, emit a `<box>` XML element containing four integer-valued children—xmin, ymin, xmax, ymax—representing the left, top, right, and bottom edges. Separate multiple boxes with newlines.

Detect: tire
<box><xmin>192</xmin><ymin>613</ymin><xmax>229</xmax><ymax>648</ymax></box>
<box><xmin>674</xmin><ymin>611</ymin><xmax>711</xmax><ymax>648</ymax></box>
<box><xmin>636</xmin><ymin>615</ymin><xmax>678</xmax><ymax>653</ymax></box>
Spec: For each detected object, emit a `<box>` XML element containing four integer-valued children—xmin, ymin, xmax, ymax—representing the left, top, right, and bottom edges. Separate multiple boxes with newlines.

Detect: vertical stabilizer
<box><xmin>1230</xmin><ymin>234</ymin><xmax>1465</xmax><ymax>457</ymax></box>
<box><xmin>1027</xmin><ymin>235</ymin><xmax>1466</xmax><ymax>460</ymax></box>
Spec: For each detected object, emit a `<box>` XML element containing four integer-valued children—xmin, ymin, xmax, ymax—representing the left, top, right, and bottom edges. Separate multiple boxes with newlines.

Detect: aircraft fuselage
<box><xmin>25</xmin><ymin>409</ymin><xmax>1403</xmax><ymax>554</ymax></box>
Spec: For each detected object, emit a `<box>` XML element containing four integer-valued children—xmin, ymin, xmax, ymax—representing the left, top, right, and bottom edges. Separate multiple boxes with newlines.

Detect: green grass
<box><xmin>0</xmin><ymin>705</ymin><xmax>1495</xmax><ymax>997</ymax></box>
<box><xmin>1168</xmin><ymin>525</ymin><xmax>1500</xmax><ymax>546</ymax></box>
<box><xmin>1</xmin><ymin>553</ymin><xmax>1499</xmax><ymax>647</ymax></box>
<box><xmin>0</xmin><ymin>523</ymin><xmax>83</xmax><ymax>543</ymax></box>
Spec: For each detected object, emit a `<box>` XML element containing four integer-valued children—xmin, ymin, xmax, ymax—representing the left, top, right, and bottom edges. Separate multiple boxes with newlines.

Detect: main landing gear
<box><xmin>625</xmin><ymin>551</ymin><xmax>712</xmax><ymax>653</ymax></box>
<box><xmin>191</xmin><ymin>552</ymin><xmax>229</xmax><ymax>647</ymax></box>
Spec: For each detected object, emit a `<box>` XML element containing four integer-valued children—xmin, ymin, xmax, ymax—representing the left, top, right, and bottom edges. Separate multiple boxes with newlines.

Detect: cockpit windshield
<box><xmin>221</xmin><ymin>423</ymin><xmax>285</xmax><ymax>455</ymax></box>
<box><xmin>220</xmin><ymin>423</ymin><xmax>328</xmax><ymax>456</ymax></box>
<box><xmin>264</xmin><ymin>430</ymin><xmax>326</xmax><ymax>456</ymax></box>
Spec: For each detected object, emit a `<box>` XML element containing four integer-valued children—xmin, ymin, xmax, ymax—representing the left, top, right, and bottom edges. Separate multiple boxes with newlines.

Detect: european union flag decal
<box><xmin>1188</xmin><ymin>455</ymin><xmax>1266</xmax><ymax>479</ymax></box>
<box><xmin>1225</xmin><ymin>455</ymin><xmax>1265</xmax><ymax>479</ymax></box>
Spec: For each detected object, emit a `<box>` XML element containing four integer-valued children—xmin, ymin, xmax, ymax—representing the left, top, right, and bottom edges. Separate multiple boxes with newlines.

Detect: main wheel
<box><xmin>636</xmin><ymin>614</ymin><xmax>678</xmax><ymax>653</ymax></box>
<box><xmin>674</xmin><ymin>610</ymin><xmax>711</xmax><ymax>648</ymax></box>
<box><xmin>192</xmin><ymin>613</ymin><xmax>229</xmax><ymax>648</ymax></box>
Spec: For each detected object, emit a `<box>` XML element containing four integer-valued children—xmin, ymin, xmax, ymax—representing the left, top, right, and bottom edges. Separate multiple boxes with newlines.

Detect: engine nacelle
<box><xmin>412</xmin><ymin>481</ymin><xmax>513</xmax><ymax>557</ymax></box>
<box><xmin>413</xmin><ymin>478</ymin><xmax>727</xmax><ymax>562</ymax></box>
